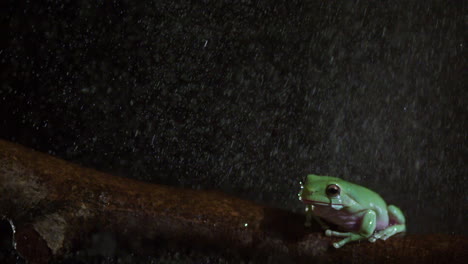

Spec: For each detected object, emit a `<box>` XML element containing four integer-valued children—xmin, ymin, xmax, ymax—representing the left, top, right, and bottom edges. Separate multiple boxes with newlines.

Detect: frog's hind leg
<box><xmin>370</xmin><ymin>205</ymin><xmax>406</xmax><ymax>242</ymax></box>
<box><xmin>332</xmin><ymin>209</ymin><xmax>377</xmax><ymax>248</ymax></box>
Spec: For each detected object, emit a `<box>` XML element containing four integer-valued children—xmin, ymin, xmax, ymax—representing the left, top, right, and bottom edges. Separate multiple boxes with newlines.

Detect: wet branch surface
<box><xmin>0</xmin><ymin>139</ymin><xmax>466</xmax><ymax>263</ymax></box>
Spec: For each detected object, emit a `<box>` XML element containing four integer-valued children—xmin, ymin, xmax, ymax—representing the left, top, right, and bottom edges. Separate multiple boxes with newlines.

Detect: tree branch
<box><xmin>0</xmin><ymin>139</ymin><xmax>466</xmax><ymax>263</ymax></box>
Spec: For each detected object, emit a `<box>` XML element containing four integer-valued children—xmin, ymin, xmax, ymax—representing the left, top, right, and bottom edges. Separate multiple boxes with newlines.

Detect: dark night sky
<box><xmin>0</xmin><ymin>1</ymin><xmax>466</xmax><ymax>259</ymax></box>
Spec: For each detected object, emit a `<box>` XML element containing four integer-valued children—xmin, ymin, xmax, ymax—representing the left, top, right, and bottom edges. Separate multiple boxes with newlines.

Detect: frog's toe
<box><xmin>381</xmin><ymin>236</ymin><xmax>389</xmax><ymax>241</ymax></box>
<box><xmin>379</xmin><ymin>229</ymin><xmax>396</xmax><ymax>240</ymax></box>
<box><xmin>369</xmin><ymin>234</ymin><xmax>381</xmax><ymax>242</ymax></box>
<box><xmin>380</xmin><ymin>233</ymin><xmax>392</xmax><ymax>240</ymax></box>
<box><xmin>325</xmin><ymin>229</ymin><xmax>332</xmax><ymax>236</ymax></box>
<box><xmin>332</xmin><ymin>242</ymin><xmax>341</xmax><ymax>248</ymax></box>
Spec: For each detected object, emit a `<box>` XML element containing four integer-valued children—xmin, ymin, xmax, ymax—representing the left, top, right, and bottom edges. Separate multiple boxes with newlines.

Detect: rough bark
<box><xmin>0</xmin><ymin>139</ymin><xmax>466</xmax><ymax>263</ymax></box>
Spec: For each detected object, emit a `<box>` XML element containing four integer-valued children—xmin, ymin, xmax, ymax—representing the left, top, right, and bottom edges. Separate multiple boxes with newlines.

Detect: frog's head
<box><xmin>299</xmin><ymin>174</ymin><xmax>355</xmax><ymax>210</ymax></box>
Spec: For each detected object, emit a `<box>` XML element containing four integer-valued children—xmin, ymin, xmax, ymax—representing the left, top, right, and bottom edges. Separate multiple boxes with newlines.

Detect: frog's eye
<box><xmin>326</xmin><ymin>184</ymin><xmax>340</xmax><ymax>197</ymax></box>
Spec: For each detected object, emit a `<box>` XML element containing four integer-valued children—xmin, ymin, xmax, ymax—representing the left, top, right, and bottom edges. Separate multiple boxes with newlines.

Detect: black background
<box><xmin>0</xmin><ymin>0</ymin><xmax>466</xmax><ymax>262</ymax></box>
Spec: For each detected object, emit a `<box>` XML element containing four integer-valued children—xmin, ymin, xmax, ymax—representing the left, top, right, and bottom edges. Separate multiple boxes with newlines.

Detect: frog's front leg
<box><xmin>305</xmin><ymin>205</ymin><xmax>329</xmax><ymax>230</ymax></box>
<box><xmin>327</xmin><ymin>209</ymin><xmax>377</xmax><ymax>248</ymax></box>
<box><xmin>369</xmin><ymin>205</ymin><xmax>406</xmax><ymax>242</ymax></box>
<box><xmin>304</xmin><ymin>205</ymin><xmax>313</xmax><ymax>227</ymax></box>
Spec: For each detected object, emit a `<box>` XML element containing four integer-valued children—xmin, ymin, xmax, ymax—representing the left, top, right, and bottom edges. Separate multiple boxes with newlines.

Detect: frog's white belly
<box><xmin>313</xmin><ymin>205</ymin><xmax>387</xmax><ymax>231</ymax></box>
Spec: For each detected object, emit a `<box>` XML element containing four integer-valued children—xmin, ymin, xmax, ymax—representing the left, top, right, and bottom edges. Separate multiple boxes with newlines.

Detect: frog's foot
<box><xmin>325</xmin><ymin>230</ymin><xmax>365</xmax><ymax>249</ymax></box>
<box><xmin>368</xmin><ymin>231</ymin><xmax>383</xmax><ymax>242</ymax></box>
<box><xmin>369</xmin><ymin>224</ymin><xmax>406</xmax><ymax>242</ymax></box>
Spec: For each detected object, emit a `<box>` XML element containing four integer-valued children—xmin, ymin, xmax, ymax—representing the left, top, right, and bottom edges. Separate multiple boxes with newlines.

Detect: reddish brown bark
<box><xmin>0</xmin><ymin>139</ymin><xmax>466</xmax><ymax>263</ymax></box>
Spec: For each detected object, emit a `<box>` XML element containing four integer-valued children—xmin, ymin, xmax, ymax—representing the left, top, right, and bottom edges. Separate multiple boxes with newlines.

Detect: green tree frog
<box><xmin>298</xmin><ymin>174</ymin><xmax>406</xmax><ymax>248</ymax></box>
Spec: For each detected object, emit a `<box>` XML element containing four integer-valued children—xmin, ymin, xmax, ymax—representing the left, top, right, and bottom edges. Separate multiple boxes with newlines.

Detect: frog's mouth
<box><xmin>302</xmin><ymin>199</ymin><xmax>343</xmax><ymax>206</ymax></box>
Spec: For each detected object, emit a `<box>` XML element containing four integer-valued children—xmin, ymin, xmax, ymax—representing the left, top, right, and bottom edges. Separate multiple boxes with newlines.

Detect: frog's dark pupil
<box><xmin>327</xmin><ymin>185</ymin><xmax>340</xmax><ymax>195</ymax></box>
